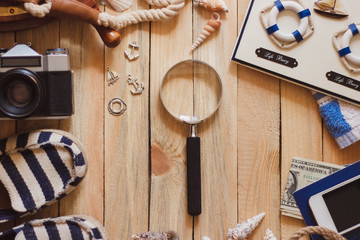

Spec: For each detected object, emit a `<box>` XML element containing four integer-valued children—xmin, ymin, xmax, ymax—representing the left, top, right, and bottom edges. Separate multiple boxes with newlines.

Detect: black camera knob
<box><xmin>46</xmin><ymin>48</ymin><xmax>69</xmax><ymax>55</ymax></box>
<box><xmin>0</xmin><ymin>48</ymin><xmax>8</xmax><ymax>56</ymax></box>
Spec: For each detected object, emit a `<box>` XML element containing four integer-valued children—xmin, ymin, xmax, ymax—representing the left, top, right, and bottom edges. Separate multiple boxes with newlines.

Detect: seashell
<box><xmin>227</xmin><ymin>212</ymin><xmax>265</xmax><ymax>240</ymax></box>
<box><xmin>191</xmin><ymin>12</ymin><xmax>221</xmax><ymax>51</ymax></box>
<box><xmin>131</xmin><ymin>230</ymin><xmax>179</xmax><ymax>240</ymax></box>
<box><xmin>194</xmin><ymin>0</ymin><xmax>229</xmax><ymax>12</ymax></box>
<box><xmin>264</xmin><ymin>228</ymin><xmax>277</xmax><ymax>240</ymax></box>
<box><xmin>105</xmin><ymin>0</ymin><xmax>133</xmax><ymax>12</ymax></box>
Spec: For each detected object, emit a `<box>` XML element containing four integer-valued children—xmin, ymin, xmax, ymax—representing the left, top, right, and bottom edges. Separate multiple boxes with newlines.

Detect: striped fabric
<box><xmin>313</xmin><ymin>92</ymin><xmax>360</xmax><ymax>149</ymax></box>
<box><xmin>0</xmin><ymin>130</ymin><xmax>88</xmax><ymax>223</ymax></box>
<box><xmin>0</xmin><ymin>215</ymin><xmax>107</xmax><ymax>240</ymax></box>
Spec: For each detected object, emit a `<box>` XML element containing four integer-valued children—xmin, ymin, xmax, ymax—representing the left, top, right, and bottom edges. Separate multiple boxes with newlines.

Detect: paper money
<box><xmin>280</xmin><ymin>157</ymin><xmax>344</xmax><ymax>220</ymax></box>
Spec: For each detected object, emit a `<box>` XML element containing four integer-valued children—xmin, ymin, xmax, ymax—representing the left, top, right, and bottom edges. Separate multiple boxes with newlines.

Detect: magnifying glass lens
<box><xmin>161</xmin><ymin>61</ymin><xmax>222</xmax><ymax>123</ymax></box>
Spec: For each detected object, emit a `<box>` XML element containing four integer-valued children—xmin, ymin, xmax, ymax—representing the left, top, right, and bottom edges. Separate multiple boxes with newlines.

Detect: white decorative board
<box><xmin>232</xmin><ymin>0</ymin><xmax>360</xmax><ymax>106</ymax></box>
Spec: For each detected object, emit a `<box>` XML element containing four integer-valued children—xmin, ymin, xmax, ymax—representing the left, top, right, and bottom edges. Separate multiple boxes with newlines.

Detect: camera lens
<box><xmin>0</xmin><ymin>69</ymin><xmax>43</xmax><ymax>119</ymax></box>
<box><xmin>6</xmin><ymin>81</ymin><xmax>33</xmax><ymax>107</ymax></box>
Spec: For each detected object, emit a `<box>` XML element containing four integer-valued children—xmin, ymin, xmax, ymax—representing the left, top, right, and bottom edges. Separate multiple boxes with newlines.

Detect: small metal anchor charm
<box><xmin>127</xmin><ymin>74</ymin><xmax>144</xmax><ymax>95</ymax></box>
<box><xmin>106</xmin><ymin>67</ymin><xmax>119</xmax><ymax>86</ymax></box>
<box><xmin>124</xmin><ymin>41</ymin><xmax>140</xmax><ymax>61</ymax></box>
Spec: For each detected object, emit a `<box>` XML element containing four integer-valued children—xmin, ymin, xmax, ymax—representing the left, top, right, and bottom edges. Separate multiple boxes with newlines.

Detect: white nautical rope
<box><xmin>23</xmin><ymin>0</ymin><xmax>52</xmax><ymax>18</ymax></box>
<box><xmin>98</xmin><ymin>0</ymin><xmax>185</xmax><ymax>31</ymax></box>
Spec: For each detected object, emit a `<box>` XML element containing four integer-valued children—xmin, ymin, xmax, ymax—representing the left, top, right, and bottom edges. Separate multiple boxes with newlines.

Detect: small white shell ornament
<box><xmin>264</xmin><ymin>228</ymin><xmax>277</xmax><ymax>240</ymax></box>
<box><xmin>105</xmin><ymin>0</ymin><xmax>134</xmax><ymax>12</ymax></box>
<box><xmin>194</xmin><ymin>0</ymin><xmax>229</xmax><ymax>12</ymax></box>
<box><xmin>191</xmin><ymin>12</ymin><xmax>221</xmax><ymax>51</ymax></box>
<box><xmin>227</xmin><ymin>212</ymin><xmax>265</xmax><ymax>240</ymax></box>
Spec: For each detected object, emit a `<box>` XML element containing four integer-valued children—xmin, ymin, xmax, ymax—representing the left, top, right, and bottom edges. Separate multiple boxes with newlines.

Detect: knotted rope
<box><xmin>23</xmin><ymin>0</ymin><xmax>185</xmax><ymax>31</ymax></box>
<box><xmin>289</xmin><ymin>226</ymin><xmax>346</xmax><ymax>240</ymax></box>
<box><xmin>23</xmin><ymin>0</ymin><xmax>52</xmax><ymax>18</ymax></box>
<box><xmin>97</xmin><ymin>0</ymin><xmax>185</xmax><ymax>31</ymax></box>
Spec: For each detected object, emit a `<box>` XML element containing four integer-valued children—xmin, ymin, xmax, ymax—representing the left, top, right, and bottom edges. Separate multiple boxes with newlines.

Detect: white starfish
<box><xmin>227</xmin><ymin>212</ymin><xmax>265</xmax><ymax>240</ymax></box>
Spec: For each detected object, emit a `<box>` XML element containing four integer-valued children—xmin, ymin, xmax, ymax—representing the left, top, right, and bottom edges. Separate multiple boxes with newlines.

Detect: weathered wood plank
<box><xmin>280</xmin><ymin>82</ymin><xmax>323</xmax><ymax>239</ymax></box>
<box><xmin>149</xmin><ymin>0</ymin><xmax>193</xmax><ymax>238</ymax></box>
<box><xmin>58</xmin><ymin>17</ymin><xmax>104</xmax><ymax>224</ymax></box>
<box><xmin>193</xmin><ymin>0</ymin><xmax>238</xmax><ymax>239</ymax></box>
<box><xmin>0</xmin><ymin>29</ymin><xmax>16</xmax><ymax>233</ymax></box>
<box><xmin>104</xmin><ymin>2</ymin><xmax>150</xmax><ymax>239</ymax></box>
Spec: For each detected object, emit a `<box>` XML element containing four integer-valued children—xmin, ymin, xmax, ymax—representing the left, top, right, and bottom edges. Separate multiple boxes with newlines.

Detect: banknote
<box><xmin>280</xmin><ymin>157</ymin><xmax>344</xmax><ymax>219</ymax></box>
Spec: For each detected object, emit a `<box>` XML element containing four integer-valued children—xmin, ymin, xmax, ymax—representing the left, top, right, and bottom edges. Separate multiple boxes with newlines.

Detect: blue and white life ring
<box><xmin>339</xmin><ymin>23</ymin><xmax>360</xmax><ymax>66</ymax></box>
<box><xmin>266</xmin><ymin>0</ymin><xmax>311</xmax><ymax>43</ymax></box>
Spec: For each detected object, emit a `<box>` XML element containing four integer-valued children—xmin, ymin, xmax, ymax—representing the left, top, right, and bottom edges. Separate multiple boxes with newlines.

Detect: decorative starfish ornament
<box><xmin>227</xmin><ymin>212</ymin><xmax>265</xmax><ymax>240</ymax></box>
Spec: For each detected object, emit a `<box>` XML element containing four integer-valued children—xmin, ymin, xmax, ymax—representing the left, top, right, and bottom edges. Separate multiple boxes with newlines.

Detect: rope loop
<box><xmin>24</xmin><ymin>0</ymin><xmax>52</xmax><ymax>18</ymax></box>
<box><xmin>289</xmin><ymin>226</ymin><xmax>346</xmax><ymax>240</ymax></box>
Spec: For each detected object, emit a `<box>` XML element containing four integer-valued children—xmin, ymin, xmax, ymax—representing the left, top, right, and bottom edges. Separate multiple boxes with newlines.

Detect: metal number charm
<box><xmin>106</xmin><ymin>67</ymin><xmax>119</xmax><ymax>85</ymax></box>
<box><xmin>124</xmin><ymin>41</ymin><xmax>140</xmax><ymax>61</ymax></box>
<box><xmin>127</xmin><ymin>74</ymin><xmax>144</xmax><ymax>95</ymax></box>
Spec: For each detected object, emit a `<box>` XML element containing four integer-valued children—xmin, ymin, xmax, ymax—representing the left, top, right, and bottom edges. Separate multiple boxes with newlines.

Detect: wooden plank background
<box><xmin>0</xmin><ymin>0</ymin><xmax>359</xmax><ymax>239</ymax></box>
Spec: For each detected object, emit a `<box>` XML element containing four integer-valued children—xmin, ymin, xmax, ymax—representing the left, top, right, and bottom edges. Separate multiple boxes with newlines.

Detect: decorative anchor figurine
<box><xmin>124</xmin><ymin>41</ymin><xmax>140</xmax><ymax>61</ymax></box>
<box><xmin>127</xmin><ymin>74</ymin><xmax>144</xmax><ymax>95</ymax></box>
<box><xmin>106</xmin><ymin>67</ymin><xmax>119</xmax><ymax>85</ymax></box>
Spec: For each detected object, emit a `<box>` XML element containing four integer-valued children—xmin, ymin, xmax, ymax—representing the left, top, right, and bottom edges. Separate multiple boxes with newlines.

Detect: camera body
<box><xmin>0</xmin><ymin>44</ymin><xmax>73</xmax><ymax>119</ymax></box>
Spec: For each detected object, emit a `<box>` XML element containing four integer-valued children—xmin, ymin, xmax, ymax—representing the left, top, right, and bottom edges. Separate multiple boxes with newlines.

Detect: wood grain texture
<box><xmin>0</xmin><ymin>0</ymin><xmax>359</xmax><ymax>238</ymax></box>
<box><xmin>280</xmin><ymin>82</ymin><xmax>323</xmax><ymax>240</ymax></box>
<box><xmin>149</xmin><ymin>0</ymin><xmax>193</xmax><ymax>238</ymax></box>
<box><xmin>104</xmin><ymin>1</ymin><xmax>150</xmax><ymax>239</ymax></box>
<box><xmin>193</xmin><ymin>0</ymin><xmax>238</xmax><ymax>239</ymax></box>
<box><xmin>58</xmin><ymin>16</ymin><xmax>104</xmax><ymax>222</ymax></box>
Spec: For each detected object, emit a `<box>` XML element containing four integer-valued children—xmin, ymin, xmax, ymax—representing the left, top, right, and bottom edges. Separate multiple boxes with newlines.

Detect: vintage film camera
<box><xmin>0</xmin><ymin>44</ymin><xmax>73</xmax><ymax>119</ymax></box>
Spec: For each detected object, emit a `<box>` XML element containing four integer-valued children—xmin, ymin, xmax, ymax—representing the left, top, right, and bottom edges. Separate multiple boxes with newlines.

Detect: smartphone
<box><xmin>309</xmin><ymin>174</ymin><xmax>360</xmax><ymax>235</ymax></box>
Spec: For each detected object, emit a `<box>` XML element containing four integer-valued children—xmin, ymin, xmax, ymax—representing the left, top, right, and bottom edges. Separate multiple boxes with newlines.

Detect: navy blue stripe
<box><xmin>22</xmin><ymin>223</ymin><xmax>38</xmax><ymax>239</ymax></box>
<box><xmin>0</xmin><ymin>228</ymin><xmax>17</xmax><ymax>240</ymax></box>
<box><xmin>67</xmin><ymin>221</ymin><xmax>84</xmax><ymax>240</ymax></box>
<box><xmin>38</xmin><ymin>132</ymin><xmax>51</xmax><ymax>144</ymax></box>
<box><xmin>339</xmin><ymin>47</ymin><xmax>351</xmax><ymax>57</ymax></box>
<box><xmin>42</xmin><ymin>143</ymin><xmax>72</xmax><ymax>187</ymax></box>
<box><xmin>266</xmin><ymin>24</ymin><xmax>279</xmax><ymax>35</ymax></box>
<box><xmin>313</xmin><ymin>92</ymin><xmax>326</xmax><ymax>101</ymax></box>
<box><xmin>0</xmin><ymin>138</ymin><xmax>7</xmax><ymax>154</ymax></box>
<box><xmin>44</xmin><ymin>221</ymin><xmax>61</xmax><ymax>240</ymax></box>
<box><xmin>70</xmin><ymin>177</ymin><xmax>83</xmax><ymax>187</ymax></box>
<box><xmin>60</xmin><ymin>136</ymin><xmax>73</xmax><ymax>146</ymax></box>
<box><xmin>92</xmin><ymin>228</ymin><xmax>102</xmax><ymax>239</ymax></box>
<box><xmin>349</xmin><ymin>23</ymin><xmax>359</xmax><ymax>36</ymax></box>
<box><xmin>1</xmin><ymin>154</ymin><xmax>36</xmax><ymax>210</ymax></box>
<box><xmin>274</xmin><ymin>0</ymin><xmax>284</xmax><ymax>11</ymax></box>
<box><xmin>74</xmin><ymin>152</ymin><xmax>85</xmax><ymax>167</ymax></box>
<box><xmin>21</xmin><ymin>149</ymin><xmax>55</xmax><ymax>201</ymax></box>
<box><xmin>16</xmin><ymin>133</ymin><xmax>29</xmax><ymax>149</ymax></box>
<box><xmin>56</xmin><ymin>193</ymin><xmax>67</xmax><ymax>200</ymax></box>
<box><xmin>298</xmin><ymin>9</ymin><xmax>311</xmax><ymax>18</ymax></box>
<box><xmin>292</xmin><ymin>30</ymin><xmax>303</xmax><ymax>42</ymax></box>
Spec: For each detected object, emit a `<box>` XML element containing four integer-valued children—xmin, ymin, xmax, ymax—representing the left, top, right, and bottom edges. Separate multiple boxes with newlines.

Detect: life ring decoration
<box><xmin>333</xmin><ymin>23</ymin><xmax>360</xmax><ymax>73</ymax></box>
<box><xmin>260</xmin><ymin>0</ymin><xmax>314</xmax><ymax>49</ymax></box>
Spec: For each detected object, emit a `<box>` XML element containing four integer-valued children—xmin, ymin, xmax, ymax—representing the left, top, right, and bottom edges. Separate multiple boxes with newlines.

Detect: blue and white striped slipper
<box><xmin>0</xmin><ymin>129</ymin><xmax>88</xmax><ymax>223</ymax></box>
<box><xmin>0</xmin><ymin>215</ymin><xmax>108</xmax><ymax>240</ymax></box>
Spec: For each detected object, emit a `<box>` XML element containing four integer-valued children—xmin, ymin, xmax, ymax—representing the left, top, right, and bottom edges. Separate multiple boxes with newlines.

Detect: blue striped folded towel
<box><xmin>313</xmin><ymin>92</ymin><xmax>360</xmax><ymax>149</ymax></box>
<box><xmin>0</xmin><ymin>215</ymin><xmax>108</xmax><ymax>239</ymax></box>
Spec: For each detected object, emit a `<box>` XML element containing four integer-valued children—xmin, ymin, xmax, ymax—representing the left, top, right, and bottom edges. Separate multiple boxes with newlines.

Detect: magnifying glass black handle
<box><xmin>187</xmin><ymin>136</ymin><xmax>201</xmax><ymax>216</ymax></box>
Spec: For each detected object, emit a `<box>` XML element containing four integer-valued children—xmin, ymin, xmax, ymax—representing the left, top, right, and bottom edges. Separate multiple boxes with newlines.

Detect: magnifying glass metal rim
<box><xmin>160</xmin><ymin>59</ymin><xmax>224</xmax><ymax>125</ymax></box>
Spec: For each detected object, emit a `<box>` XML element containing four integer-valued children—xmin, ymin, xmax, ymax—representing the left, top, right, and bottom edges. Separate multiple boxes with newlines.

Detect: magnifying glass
<box><xmin>160</xmin><ymin>60</ymin><xmax>223</xmax><ymax>216</ymax></box>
